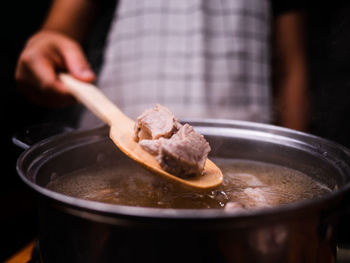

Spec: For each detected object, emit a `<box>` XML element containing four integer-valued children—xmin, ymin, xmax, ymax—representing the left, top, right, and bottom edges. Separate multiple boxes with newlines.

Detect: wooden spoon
<box><xmin>59</xmin><ymin>73</ymin><xmax>223</xmax><ymax>189</ymax></box>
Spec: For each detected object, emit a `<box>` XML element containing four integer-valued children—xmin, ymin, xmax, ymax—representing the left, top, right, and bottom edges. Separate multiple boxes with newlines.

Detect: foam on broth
<box><xmin>46</xmin><ymin>158</ymin><xmax>331</xmax><ymax>209</ymax></box>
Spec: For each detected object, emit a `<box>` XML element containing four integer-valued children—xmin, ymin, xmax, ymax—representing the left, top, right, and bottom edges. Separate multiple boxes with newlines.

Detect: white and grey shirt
<box><xmin>80</xmin><ymin>0</ymin><xmax>297</xmax><ymax>128</ymax></box>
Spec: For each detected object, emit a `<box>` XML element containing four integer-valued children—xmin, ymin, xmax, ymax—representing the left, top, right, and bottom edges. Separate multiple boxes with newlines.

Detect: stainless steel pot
<box><xmin>15</xmin><ymin>120</ymin><xmax>350</xmax><ymax>263</ymax></box>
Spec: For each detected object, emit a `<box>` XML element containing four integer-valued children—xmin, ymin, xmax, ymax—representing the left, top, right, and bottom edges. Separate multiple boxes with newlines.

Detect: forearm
<box><xmin>278</xmin><ymin>65</ymin><xmax>309</xmax><ymax>131</ymax></box>
<box><xmin>42</xmin><ymin>0</ymin><xmax>99</xmax><ymax>42</ymax></box>
<box><xmin>273</xmin><ymin>11</ymin><xmax>309</xmax><ymax>131</ymax></box>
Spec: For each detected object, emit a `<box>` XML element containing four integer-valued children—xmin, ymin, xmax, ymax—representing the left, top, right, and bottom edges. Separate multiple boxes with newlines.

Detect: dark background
<box><xmin>0</xmin><ymin>0</ymin><xmax>115</xmax><ymax>261</ymax></box>
<box><xmin>306</xmin><ymin>1</ymin><xmax>350</xmax><ymax>148</ymax></box>
<box><xmin>1</xmin><ymin>1</ymin><xmax>52</xmax><ymax>261</ymax></box>
<box><xmin>1</xmin><ymin>0</ymin><xmax>350</xmax><ymax>261</ymax></box>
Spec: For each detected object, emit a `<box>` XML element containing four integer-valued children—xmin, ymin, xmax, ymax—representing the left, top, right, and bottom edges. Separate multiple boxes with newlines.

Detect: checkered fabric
<box><xmin>80</xmin><ymin>0</ymin><xmax>272</xmax><ymax>128</ymax></box>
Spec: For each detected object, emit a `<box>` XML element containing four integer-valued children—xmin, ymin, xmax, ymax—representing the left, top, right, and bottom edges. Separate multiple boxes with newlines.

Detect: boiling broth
<box><xmin>47</xmin><ymin>158</ymin><xmax>331</xmax><ymax>209</ymax></box>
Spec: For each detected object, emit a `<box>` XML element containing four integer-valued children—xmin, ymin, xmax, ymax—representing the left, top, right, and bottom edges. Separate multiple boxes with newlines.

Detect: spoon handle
<box><xmin>59</xmin><ymin>73</ymin><xmax>131</xmax><ymax>126</ymax></box>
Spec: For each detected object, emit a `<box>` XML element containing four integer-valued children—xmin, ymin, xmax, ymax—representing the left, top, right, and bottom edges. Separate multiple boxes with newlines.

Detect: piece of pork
<box><xmin>138</xmin><ymin>138</ymin><xmax>166</xmax><ymax>156</ymax></box>
<box><xmin>134</xmin><ymin>104</ymin><xmax>182</xmax><ymax>142</ymax></box>
<box><xmin>156</xmin><ymin>124</ymin><xmax>211</xmax><ymax>177</ymax></box>
<box><xmin>134</xmin><ymin>105</ymin><xmax>211</xmax><ymax>178</ymax></box>
<box><xmin>242</xmin><ymin>188</ymin><xmax>271</xmax><ymax>208</ymax></box>
<box><xmin>224</xmin><ymin>202</ymin><xmax>245</xmax><ymax>211</ymax></box>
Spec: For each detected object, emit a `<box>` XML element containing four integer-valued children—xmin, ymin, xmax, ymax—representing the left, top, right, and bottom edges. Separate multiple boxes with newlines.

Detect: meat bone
<box><xmin>59</xmin><ymin>73</ymin><xmax>223</xmax><ymax>189</ymax></box>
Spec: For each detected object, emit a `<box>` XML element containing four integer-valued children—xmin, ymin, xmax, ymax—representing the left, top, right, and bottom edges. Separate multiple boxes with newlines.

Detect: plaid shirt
<box><xmin>80</xmin><ymin>0</ymin><xmax>272</xmax><ymax>128</ymax></box>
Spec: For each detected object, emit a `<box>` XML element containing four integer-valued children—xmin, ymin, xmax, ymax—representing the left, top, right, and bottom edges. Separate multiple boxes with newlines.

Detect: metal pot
<box><xmin>15</xmin><ymin>120</ymin><xmax>350</xmax><ymax>263</ymax></box>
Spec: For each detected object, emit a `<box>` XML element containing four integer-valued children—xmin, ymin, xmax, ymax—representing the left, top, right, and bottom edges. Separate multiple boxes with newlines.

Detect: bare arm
<box><xmin>273</xmin><ymin>11</ymin><xmax>309</xmax><ymax>131</ymax></box>
<box><xmin>42</xmin><ymin>0</ymin><xmax>98</xmax><ymax>42</ymax></box>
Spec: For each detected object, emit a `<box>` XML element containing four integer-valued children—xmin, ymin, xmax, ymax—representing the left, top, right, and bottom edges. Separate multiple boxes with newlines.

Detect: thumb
<box><xmin>59</xmin><ymin>42</ymin><xmax>95</xmax><ymax>82</ymax></box>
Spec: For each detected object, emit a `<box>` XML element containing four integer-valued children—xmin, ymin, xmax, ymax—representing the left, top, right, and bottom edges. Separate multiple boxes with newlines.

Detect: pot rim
<box><xmin>16</xmin><ymin>119</ymin><xmax>350</xmax><ymax>220</ymax></box>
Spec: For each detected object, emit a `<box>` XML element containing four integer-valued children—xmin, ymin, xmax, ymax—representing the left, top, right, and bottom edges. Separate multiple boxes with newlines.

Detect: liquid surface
<box><xmin>47</xmin><ymin>159</ymin><xmax>331</xmax><ymax>209</ymax></box>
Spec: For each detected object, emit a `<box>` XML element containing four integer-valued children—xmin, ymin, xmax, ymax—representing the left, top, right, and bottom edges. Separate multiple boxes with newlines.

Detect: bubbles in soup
<box><xmin>46</xmin><ymin>158</ymin><xmax>331</xmax><ymax>209</ymax></box>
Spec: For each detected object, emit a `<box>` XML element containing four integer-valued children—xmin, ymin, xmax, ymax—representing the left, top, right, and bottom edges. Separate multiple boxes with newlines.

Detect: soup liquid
<box><xmin>47</xmin><ymin>159</ymin><xmax>331</xmax><ymax>209</ymax></box>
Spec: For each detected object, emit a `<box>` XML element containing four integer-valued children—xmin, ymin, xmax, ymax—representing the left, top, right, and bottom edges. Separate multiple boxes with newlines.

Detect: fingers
<box><xmin>16</xmin><ymin>31</ymin><xmax>95</xmax><ymax>88</ymax></box>
<box><xmin>57</xmin><ymin>41</ymin><xmax>95</xmax><ymax>82</ymax></box>
<box><xmin>16</xmin><ymin>51</ymin><xmax>67</xmax><ymax>94</ymax></box>
<box><xmin>15</xmin><ymin>31</ymin><xmax>96</xmax><ymax>108</ymax></box>
<box><xmin>15</xmin><ymin>55</ymin><xmax>76</xmax><ymax>107</ymax></box>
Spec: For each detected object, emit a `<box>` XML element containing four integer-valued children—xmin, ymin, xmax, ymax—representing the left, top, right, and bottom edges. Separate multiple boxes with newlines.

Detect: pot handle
<box><xmin>12</xmin><ymin>123</ymin><xmax>74</xmax><ymax>150</ymax></box>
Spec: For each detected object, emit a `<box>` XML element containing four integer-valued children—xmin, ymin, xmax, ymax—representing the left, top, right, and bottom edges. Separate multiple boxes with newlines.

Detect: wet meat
<box><xmin>224</xmin><ymin>202</ymin><xmax>245</xmax><ymax>211</ymax></box>
<box><xmin>138</xmin><ymin>138</ymin><xmax>166</xmax><ymax>156</ymax></box>
<box><xmin>134</xmin><ymin>104</ymin><xmax>182</xmax><ymax>141</ymax></box>
<box><xmin>134</xmin><ymin>105</ymin><xmax>211</xmax><ymax>177</ymax></box>
<box><xmin>156</xmin><ymin>124</ymin><xmax>211</xmax><ymax>177</ymax></box>
<box><xmin>243</xmin><ymin>188</ymin><xmax>270</xmax><ymax>208</ymax></box>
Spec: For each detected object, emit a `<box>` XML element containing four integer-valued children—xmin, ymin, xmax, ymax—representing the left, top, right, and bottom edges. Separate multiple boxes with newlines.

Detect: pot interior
<box><xmin>19</xmin><ymin>121</ymin><xmax>350</xmax><ymax>210</ymax></box>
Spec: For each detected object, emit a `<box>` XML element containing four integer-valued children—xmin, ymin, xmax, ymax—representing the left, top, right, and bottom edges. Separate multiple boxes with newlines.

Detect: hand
<box><xmin>15</xmin><ymin>30</ymin><xmax>95</xmax><ymax>107</ymax></box>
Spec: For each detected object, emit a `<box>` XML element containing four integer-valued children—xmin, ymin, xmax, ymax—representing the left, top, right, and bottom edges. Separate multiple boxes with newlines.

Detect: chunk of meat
<box><xmin>156</xmin><ymin>124</ymin><xmax>211</xmax><ymax>177</ymax></box>
<box><xmin>134</xmin><ymin>104</ymin><xmax>182</xmax><ymax>142</ymax></box>
<box><xmin>224</xmin><ymin>202</ymin><xmax>245</xmax><ymax>211</ymax></box>
<box><xmin>134</xmin><ymin>105</ymin><xmax>211</xmax><ymax>178</ymax></box>
<box><xmin>243</xmin><ymin>188</ymin><xmax>271</xmax><ymax>208</ymax></box>
<box><xmin>138</xmin><ymin>138</ymin><xmax>165</xmax><ymax>156</ymax></box>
